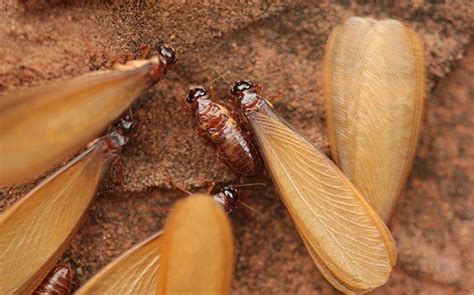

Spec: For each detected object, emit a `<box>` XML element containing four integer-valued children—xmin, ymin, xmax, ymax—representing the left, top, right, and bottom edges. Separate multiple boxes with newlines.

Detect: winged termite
<box><xmin>33</xmin><ymin>264</ymin><xmax>73</xmax><ymax>295</ymax></box>
<box><xmin>0</xmin><ymin>43</ymin><xmax>176</xmax><ymax>186</ymax></box>
<box><xmin>229</xmin><ymin>80</ymin><xmax>397</xmax><ymax>293</ymax></box>
<box><xmin>76</xmin><ymin>184</ymin><xmax>246</xmax><ymax>294</ymax></box>
<box><xmin>0</xmin><ymin>119</ymin><xmax>130</xmax><ymax>294</ymax></box>
<box><xmin>186</xmin><ymin>86</ymin><xmax>262</xmax><ymax>175</ymax></box>
<box><xmin>157</xmin><ymin>195</ymin><xmax>234</xmax><ymax>295</ymax></box>
<box><xmin>76</xmin><ymin>232</ymin><xmax>162</xmax><ymax>295</ymax></box>
<box><xmin>324</xmin><ymin>17</ymin><xmax>425</xmax><ymax>222</ymax></box>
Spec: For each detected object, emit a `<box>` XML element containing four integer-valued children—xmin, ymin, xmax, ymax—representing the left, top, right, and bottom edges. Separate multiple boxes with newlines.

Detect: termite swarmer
<box><xmin>0</xmin><ymin>115</ymin><xmax>133</xmax><ymax>294</ymax></box>
<box><xmin>229</xmin><ymin>79</ymin><xmax>397</xmax><ymax>293</ymax></box>
<box><xmin>77</xmin><ymin>183</ymin><xmax>258</xmax><ymax>294</ymax></box>
<box><xmin>186</xmin><ymin>86</ymin><xmax>261</xmax><ymax>175</ymax></box>
<box><xmin>0</xmin><ymin>43</ymin><xmax>175</xmax><ymax>186</ymax></box>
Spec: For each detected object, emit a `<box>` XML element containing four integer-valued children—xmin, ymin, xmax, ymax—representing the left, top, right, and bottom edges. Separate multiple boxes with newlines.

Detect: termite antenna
<box><xmin>170</xmin><ymin>180</ymin><xmax>192</xmax><ymax>195</ymax></box>
<box><xmin>205</xmin><ymin>181</ymin><xmax>216</xmax><ymax>194</ymax></box>
<box><xmin>239</xmin><ymin>200</ymin><xmax>261</xmax><ymax>216</ymax></box>
<box><xmin>208</xmin><ymin>67</ymin><xmax>230</xmax><ymax>87</ymax></box>
<box><xmin>231</xmin><ymin>182</ymin><xmax>266</xmax><ymax>188</ymax></box>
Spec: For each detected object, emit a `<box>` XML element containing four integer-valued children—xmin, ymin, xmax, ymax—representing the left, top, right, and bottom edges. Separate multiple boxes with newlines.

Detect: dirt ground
<box><xmin>1</xmin><ymin>1</ymin><xmax>473</xmax><ymax>294</ymax></box>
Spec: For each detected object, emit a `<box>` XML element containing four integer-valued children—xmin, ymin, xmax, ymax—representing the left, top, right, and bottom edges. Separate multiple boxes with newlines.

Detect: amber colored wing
<box><xmin>0</xmin><ymin>59</ymin><xmax>156</xmax><ymax>186</ymax></box>
<box><xmin>76</xmin><ymin>232</ymin><xmax>162</xmax><ymax>295</ymax></box>
<box><xmin>324</xmin><ymin>17</ymin><xmax>425</xmax><ymax>221</ymax></box>
<box><xmin>157</xmin><ymin>195</ymin><xmax>234</xmax><ymax>295</ymax></box>
<box><xmin>0</xmin><ymin>139</ymin><xmax>116</xmax><ymax>294</ymax></box>
<box><xmin>247</xmin><ymin>103</ymin><xmax>397</xmax><ymax>293</ymax></box>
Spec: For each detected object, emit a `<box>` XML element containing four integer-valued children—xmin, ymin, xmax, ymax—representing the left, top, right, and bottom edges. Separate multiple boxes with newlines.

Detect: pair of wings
<box><xmin>76</xmin><ymin>232</ymin><xmax>163</xmax><ymax>294</ymax></box>
<box><xmin>78</xmin><ymin>195</ymin><xmax>234</xmax><ymax>295</ymax></box>
<box><xmin>0</xmin><ymin>58</ymin><xmax>158</xmax><ymax>186</ymax></box>
<box><xmin>0</xmin><ymin>138</ymin><xmax>117</xmax><ymax>294</ymax></box>
<box><xmin>245</xmin><ymin>101</ymin><xmax>397</xmax><ymax>293</ymax></box>
<box><xmin>324</xmin><ymin>16</ymin><xmax>425</xmax><ymax>221</ymax></box>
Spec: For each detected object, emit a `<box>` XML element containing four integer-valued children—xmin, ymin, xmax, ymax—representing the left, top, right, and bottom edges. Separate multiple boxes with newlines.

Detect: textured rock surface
<box><xmin>1</xmin><ymin>1</ymin><xmax>473</xmax><ymax>293</ymax></box>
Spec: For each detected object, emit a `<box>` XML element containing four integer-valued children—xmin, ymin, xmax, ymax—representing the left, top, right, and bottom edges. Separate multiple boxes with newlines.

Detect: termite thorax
<box><xmin>103</xmin><ymin>132</ymin><xmax>127</xmax><ymax>155</ymax></box>
<box><xmin>241</xmin><ymin>92</ymin><xmax>265</xmax><ymax>115</ymax></box>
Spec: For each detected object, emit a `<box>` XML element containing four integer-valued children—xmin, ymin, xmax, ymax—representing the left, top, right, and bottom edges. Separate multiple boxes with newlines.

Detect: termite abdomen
<box><xmin>186</xmin><ymin>86</ymin><xmax>261</xmax><ymax>176</ymax></box>
<box><xmin>33</xmin><ymin>265</ymin><xmax>72</xmax><ymax>295</ymax></box>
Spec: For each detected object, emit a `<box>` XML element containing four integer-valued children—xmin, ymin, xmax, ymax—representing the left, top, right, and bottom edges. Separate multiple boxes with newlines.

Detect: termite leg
<box><xmin>139</xmin><ymin>44</ymin><xmax>151</xmax><ymax>59</ymax></box>
<box><xmin>209</xmin><ymin>84</ymin><xmax>218</xmax><ymax>101</ymax></box>
<box><xmin>264</xmin><ymin>95</ymin><xmax>279</xmax><ymax>108</ymax></box>
<box><xmin>239</xmin><ymin>200</ymin><xmax>261</xmax><ymax>216</ymax></box>
<box><xmin>170</xmin><ymin>179</ymin><xmax>193</xmax><ymax>195</ymax></box>
<box><xmin>228</xmin><ymin>108</ymin><xmax>241</xmax><ymax>122</ymax></box>
<box><xmin>205</xmin><ymin>181</ymin><xmax>216</xmax><ymax>194</ymax></box>
<box><xmin>124</xmin><ymin>52</ymin><xmax>135</xmax><ymax>62</ymax></box>
<box><xmin>197</xmin><ymin>126</ymin><xmax>208</xmax><ymax>137</ymax></box>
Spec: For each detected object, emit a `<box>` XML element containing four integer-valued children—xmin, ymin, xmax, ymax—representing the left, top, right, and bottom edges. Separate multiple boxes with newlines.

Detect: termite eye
<box><xmin>187</xmin><ymin>86</ymin><xmax>208</xmax><ymax>103</ymax></box>
<box><xmin>158</xmin><ymin>43</ymin><xmax>177</xmax><ymax>65</ymax></box>
<box><xmin>230</xmin><ymin>80</ymin><xmax>253</xmax><ymax>97</ymax></box>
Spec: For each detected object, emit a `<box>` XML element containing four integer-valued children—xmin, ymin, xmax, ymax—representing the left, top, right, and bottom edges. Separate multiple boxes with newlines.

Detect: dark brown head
<box><xmin>157</xmin><ymin>43</ymin><xmax>176</xmax><ymax>72</ymax></box>
<box><xmin>229</xmin><ymin>80</ymin><xmax>254</xmax><ymax>99</ymax></box>
<box><xmin>186</xmin><ymin>85</ymin><xmax>210</xmax><ymax>112</ymax></box>
<box><xmin>115</xmin><ymin>112</ymin><xmax>134</xmax><ymax>135</ymax></box>
<box><xmin>229</xmin><ymin>80</ymin><xmax>263</xmax><ymax>114</ymax></box>
<box><xmin>148</xmin><ymin>43</ymin><xmax>176</xmax><ymax>82</ymax></box>
<box><xmin>220</xmin><ymin>185</ymin><xmax>239</xmax><ymax>213</ymax></box>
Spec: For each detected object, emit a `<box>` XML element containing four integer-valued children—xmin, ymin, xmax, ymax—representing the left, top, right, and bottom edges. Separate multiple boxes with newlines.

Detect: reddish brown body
<box><xmin>186</xmin><ymin>86</ymin><xmax>261</xmax><ymax>175</ymax></box>
<box><xmin>33</xmin><ymin>265</ymin><xmax>72</xmax><ymax>295</ymax></box>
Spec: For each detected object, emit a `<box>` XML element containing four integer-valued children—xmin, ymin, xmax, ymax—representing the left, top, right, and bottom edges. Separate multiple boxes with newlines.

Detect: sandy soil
<box><xmin>0</xmin><ymin>1</ymin><xmax>473</xmax><ymax>293</ymax></box>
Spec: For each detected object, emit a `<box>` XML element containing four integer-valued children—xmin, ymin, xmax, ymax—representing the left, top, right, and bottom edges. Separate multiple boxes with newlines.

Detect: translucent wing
<box><xmin>0</xmin><ymin>59</ymin><xmax>158</xmax><ymax>186</ymax></box>
<box><xmin>0</xmin><ymin>138</ymin><xmax>117</xmax><ymax>294</ymax></box>
<box><xmin>157</xmin><ymin>195</ymin><xmax>234</xmax><ymax>295</ymax></box>
<box><xmin>76</xmin><ymin>232</ymin><xmax>162</xmax><ymax>295</ymax></box>
<box><xmin>247</xmin><ymin>103</ymin><xmax>397</xmax><ymax>293</ymax></box>
<box><xmin>324</xmin><ymin>17</ymin><xmax>425</xmax><ymax>221</ymax></box>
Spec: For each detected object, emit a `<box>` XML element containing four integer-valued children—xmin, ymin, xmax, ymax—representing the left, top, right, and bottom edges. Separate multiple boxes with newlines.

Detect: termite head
<box><xmin>158</xmin><ymin>43</ymin><xmax>176</xmax><ymax>70</ymax></box>
<box><xmin>229</xmin><ymin>80</ymin><xmax>263</xmax><ymax>114</ymax></box>
<box><xmin>230</xmin><ymin>80</ymin><xmax>254</xmax><ymax>98</ymax></box>
<box><xmin>214</xmin><ymin>185</ymin><xmax>239</xmax><ymax>213</ymax></box>
<box><xmin>116</xmin><ymin>113</ymin><xmax>134</xmax><ymax>135</ymax></box>
<box><xmin>186</xmin><ymin>86</ymin><xmax>210</xmax><ymax>112</ymax></box>
<box><xmin>149</xmin><ymin>43</ymin><xmax>176</xmax><ymax>81</ymax></box>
